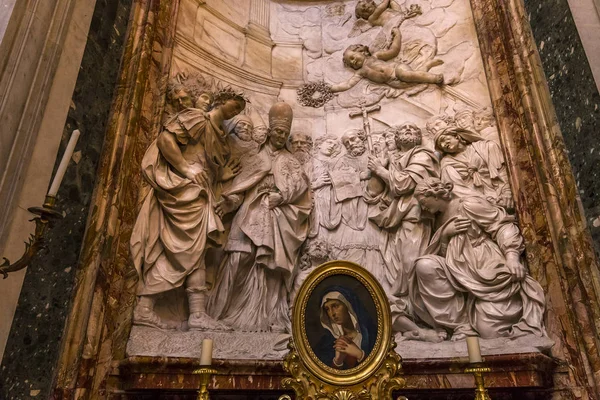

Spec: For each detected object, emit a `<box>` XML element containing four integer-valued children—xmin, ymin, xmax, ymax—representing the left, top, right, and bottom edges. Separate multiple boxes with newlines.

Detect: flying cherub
<box><xmin>330</xmin><ymin>25</ymin><xmax>444</xmax><ymax>94</ymax></box>
<box><xmin>350</xmin><ymin>0</ymin><xmax>421</xmax><ymax>37</ymax></box>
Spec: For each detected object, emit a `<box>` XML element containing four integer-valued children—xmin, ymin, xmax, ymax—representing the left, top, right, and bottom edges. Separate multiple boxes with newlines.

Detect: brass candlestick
<box><xmin>464</xmin><ymin>364</ymin><xmax>492</xmax><ymax>400</ymax></box>
<box><xmin>0</xmin><ymin>195</ymin><xmax>63</xmax><ymax>279</ymax></box>
<box><xmin>193</xmin><ymin>367</ymin><xmax>217</xmax><ymax>400</ymax></box>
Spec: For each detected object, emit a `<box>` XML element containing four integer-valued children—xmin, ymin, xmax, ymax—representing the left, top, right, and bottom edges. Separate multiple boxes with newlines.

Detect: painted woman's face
<box><xmin>324</xmin><ymin>299</ymin><xmax>350</xmax><ymax>326</ymax></box>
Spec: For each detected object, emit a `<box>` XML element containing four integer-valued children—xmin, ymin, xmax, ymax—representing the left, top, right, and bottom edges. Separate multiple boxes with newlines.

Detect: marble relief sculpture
<box><xmin>130</xmin><ymin>87</ymin><xmax>247</xmax><ymax>331</ymax></box>
<box><xmin>207</xmin><ymin>102</ymin><xmax>312</xmax><ymax>332</ymax></box>
<box><xmin>411</xmin><ymin>178</ymin><xmax>546</xmax><ymax>340</ymax></box>
<box><xmin>127</xmin><ymin>0</ymin><xmax>549</xmax><ymax>361</ymax></box>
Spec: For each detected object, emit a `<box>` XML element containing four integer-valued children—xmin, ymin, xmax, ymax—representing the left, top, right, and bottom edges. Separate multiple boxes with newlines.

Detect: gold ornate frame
<box><xmin>292</xmin><ymin>260</ymin><xmax>392</xmax><ymax>386</ymax></box>
<box><xmin>49</xmin><ymin>0</ymin><xmax>600</xmax><ymax>398</ymax></box>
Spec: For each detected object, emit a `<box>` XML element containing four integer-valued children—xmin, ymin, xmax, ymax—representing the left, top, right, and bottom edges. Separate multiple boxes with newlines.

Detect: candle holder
<box><xmin>193</xmin><ymin>367</ymin><xmax>217</xmax><ymax>400</ymax></box>
<box><xmin>464</xmin><ymin>364</ymin><xmax>492</xmax><ymax>400</ymax></box>
<box><xmin>0</xmin><ymin>195</ymin><xmax>63</xmax><ymax>279</ymax></box>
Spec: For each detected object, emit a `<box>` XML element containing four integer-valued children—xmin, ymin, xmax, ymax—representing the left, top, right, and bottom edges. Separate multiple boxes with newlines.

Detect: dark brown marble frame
<box><xmin>49</xmin><ymin>0</ymin><xmax>600</xmax><ymax>398</ymax></box>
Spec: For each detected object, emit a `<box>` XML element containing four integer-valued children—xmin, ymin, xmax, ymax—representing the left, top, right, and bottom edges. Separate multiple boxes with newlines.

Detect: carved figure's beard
<box><xmin>293</xmin><ymin>150</ymin><xmax>312</xmax><ymax>164</ymax></box>
<box><xmin>347</xmin><ymin>142</ymin><xmax>366</xmax><ymax>157</ymax></box>
<box><xmin>396</xmin><ymin>134</ymin><xmax>420</xmax><ymax>148</ymax></box>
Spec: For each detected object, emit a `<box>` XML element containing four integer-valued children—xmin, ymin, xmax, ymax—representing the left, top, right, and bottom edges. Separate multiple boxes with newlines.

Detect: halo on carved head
<box><xmin>268</xmin><ymin>102</ymin><xmax>294</xmax><ymax>132</ymax></box>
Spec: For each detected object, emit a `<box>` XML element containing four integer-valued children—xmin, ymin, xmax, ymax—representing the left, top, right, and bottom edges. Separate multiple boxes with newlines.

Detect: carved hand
<box><xmin>359</xmin><ymin>170</ymin><xmax>372</xmax><ymax>180</ymax></box>
<box><xmin>215</xmin><ymin>198</ymin><xmax>235</xmax><ymax>218</ymax></box>
<box><xmin>498</xmin><ymin>192</ymin><xmax>515</xmax><ymax>210</ymax></box>
<box><xmin>367</xmin><ymin>155</ymin><xmax>386</xmax><ymax>176</ymax></box>
<box><xmin>441</xmin><ymin>217</ymin><xmax>470</xmax><ymax>240</ymax></box>
<box><xmin>334</xmin><ymin>336</ymin><xmax>364</xmax><ymax>360</ymax></box>
<box><xmin>222</xmin><ymin>158</ymin><xmax>241</xmax><ymax>182</ymax></box>
<box><xmin>505</xmin><ymin>252</ymin><xmax>526</xmax><ymax>281</ymax></box>
<box><xmin>184</xmin><ymin>165</ymin><xmax>211</xmax><ymax>188</ymax></box>
<box><xmin>313</xmin><ymin>172</ymin><xmax>332</xmax><ymax>188</ymax></box>
<box><xmin>267</xmin><ymin>192</ymin><xmax>284</xmax><ymax>209</ymax></box>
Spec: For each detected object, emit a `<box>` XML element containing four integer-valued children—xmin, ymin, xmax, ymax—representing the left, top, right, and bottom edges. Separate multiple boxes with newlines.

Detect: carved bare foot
<box><xmin>403</xmin><ymin>328</ymin><xmax>446</xmax><ymax>343</ymax></box>
<box><xmin>188</xmin><ymin>312</ymin><xmax>233</xmax><ymax>331</ymax></box>
<box><xmin>133</xmin><ymin>305</ymin><xmax>175</xmax><ymax>330</ymax></box>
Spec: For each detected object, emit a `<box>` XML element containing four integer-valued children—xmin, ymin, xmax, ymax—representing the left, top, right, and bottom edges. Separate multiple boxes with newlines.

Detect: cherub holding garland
<box><xmin>330</xmin><ymin>25</ymin><xmax>444</xmax><ymax>94</ymax></box>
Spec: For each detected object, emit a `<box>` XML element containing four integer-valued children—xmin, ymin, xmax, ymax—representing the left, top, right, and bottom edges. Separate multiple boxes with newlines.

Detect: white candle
<box><xmin>466</xmin><ymin>336</ymin><xmax>482</xmax><ymax>363</ymax></box>
<box><xmin>47</xmin><ymin>129</ymin><xmax>81</xmax><ymax>197</ymax></box>
<box><xmin>200</xmin><ymin>338</ymin><xmax>213</xmax><ymax>365</ymax></box>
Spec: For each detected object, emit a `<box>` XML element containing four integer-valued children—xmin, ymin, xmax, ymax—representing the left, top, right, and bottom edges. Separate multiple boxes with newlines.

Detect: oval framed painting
<box><xmin>292</xmin><ymin>260</ymin><xmax>392</xmax><ymax>386</ymax></box>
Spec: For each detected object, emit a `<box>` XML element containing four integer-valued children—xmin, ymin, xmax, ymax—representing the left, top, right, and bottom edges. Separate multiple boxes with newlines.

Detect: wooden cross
<box><xmin>349</xmin><ymin>102</ymin><xmax>381</xmax><ymax>154</ymax></box>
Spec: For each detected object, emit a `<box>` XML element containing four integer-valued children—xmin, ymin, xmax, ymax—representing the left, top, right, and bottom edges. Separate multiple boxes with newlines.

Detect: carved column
<box><xmin>243</xmin><ymin>0</ymin><xmax>274</xmax><ymax>76</ymax></box>
<box><xmin>247</xmin><ymin>0</ymin><xmax>271</xmax><ymax>40</ymax></box>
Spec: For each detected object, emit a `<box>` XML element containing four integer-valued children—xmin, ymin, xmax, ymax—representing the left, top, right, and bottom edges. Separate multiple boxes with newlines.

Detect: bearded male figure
<box><xmin>207</xmin><ymin>102</ymin><xmax>312</xmax><ymax>332</ymax></box>
<box><xmin>367</xmin><ymin>123</ymin><xmax>443</xmax><ymax>342</ymax></box>
<box><xmin>329</xmin><ymin>129</ymin><xmax>388</xmax><ymax>285</ymax></box>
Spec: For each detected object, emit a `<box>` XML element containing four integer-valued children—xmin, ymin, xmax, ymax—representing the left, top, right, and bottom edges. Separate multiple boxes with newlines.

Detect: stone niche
<box><xmin>51</xmin><ymin>0</ymin><xmax>600</xmax><ymax>398</ymax></box>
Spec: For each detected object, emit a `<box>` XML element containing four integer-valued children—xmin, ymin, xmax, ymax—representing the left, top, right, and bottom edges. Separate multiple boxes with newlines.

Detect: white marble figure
<box><xmin>308</xmin><ymin>134</ymin><xmax>343</xmax><ymax>240</ymax></box>
<box><xmin>207</xmin><ymin>102</ymin><xmax>312</xmax><ymax>333</ymax></box>
<box><xmin>411</xmin><ymin>178</ymin><xmax>546</xmax><ymax>340</ymax></box>
<box><xmin>130</xmin><ymin>88</ymin><xmax>246</xmax><ymax>331</ymax></box>
<box><xmin>328</xmin><ymin>129</ymin><xmax>390</xmax><ymax>288</ymax></box>
<box><xmin>367</xmin><ymin>124</ymin><xmax>445</xmax><ymax>342</ymax></box>
<box><xmin>290</xmin><ymin>132</ymin><xmax>314</xmax><ymax>168</ymax></box>
<box><xmin>224</xmin><ymin>114</ymin><xmax>259</xmax><ymax>160</ymax></box>
<box><xmin>434</xmin><ymin>127</ymin><xmax>513</xmax><ymax>209</ymax></box>
<box><xmin>330</xmin><ymin>25</ymin><xmax>444</xmax><ymax>94</ymax></box>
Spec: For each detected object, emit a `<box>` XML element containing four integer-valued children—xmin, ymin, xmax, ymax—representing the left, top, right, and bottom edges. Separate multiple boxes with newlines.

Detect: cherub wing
<box><xmin>348</xmin><ymin>19</ymin><xmax>375</xmax><ymax>38</ymax></box>
<box><xmin>369</xmin><ymin>30</ymin><xmax>389</xmax><ymax>53</ymax></box>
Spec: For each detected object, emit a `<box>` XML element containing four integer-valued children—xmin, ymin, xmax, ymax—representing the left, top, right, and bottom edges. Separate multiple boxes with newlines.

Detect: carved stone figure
<box><xmin>164</xmin><ymin>73</ymin><xmax>214</xmax><ymax>119</ymax></box>
<box><xmin>207</xmin><ymin>102</ymin><xmax>312</xmax><ymax>332</ymax></box>
<box><xmin>435</xmin><ymin>127</ymin><xmax>513</xmax><ymax>209</ymax></box>
<box><xmin>224</xmin><ymin>114</ymin><xmax>259</xmax><ymax>160</ymax></box>
<box><xmin>290</xmin><ymin>132</ymin><xmax>314</xmax><ymax>166</ymax></box>
<box><xmin>474</xmin><ymin>107</ymin><xmax>500</xmax><ymax>142</ymax></box>
<box><xmin>351</xmin><ymin>0</ymin><xmax>421</xmax><ymax>36</ymax></box>
<box><xmin>330</xmin><ymin>25</ymin><xmax>444</xmax><ymax>94</ymax></box>
<box><xmin>425</xmin><ymin>114</ymin><xmax>454</xmax><ymax>137</ymax></box>
<box><xmin>367</xmin><ymin>124</ymin><xmax>443</xmax><ymax>342</ymax></box>
<box><xmin>130</xmin><ymin>88</ymin><xmax>247</xmax><ymax>331</ymax></box>
<box><xmin>309</xmin><ymin>134</ymin><xmax>343</xmax><ymax>240</ymax></box>
<box><xmin>329</xmin><ymin>129</ymin><xmax>389</xmax><ymax>286</ymax></box>
<box><xmin>411</xmin><ymin>178</ymin><xmax>546</xmax><ymax>340</ymax></box>
<box><xmin>252</xmin><ymin>125</ymin><xmax>268</xmax><ymax>145</ymax></box>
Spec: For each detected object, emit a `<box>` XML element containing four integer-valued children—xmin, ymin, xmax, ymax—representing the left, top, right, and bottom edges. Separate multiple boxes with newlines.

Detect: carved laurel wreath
<box><xmin>297</xmin><ymin>81</ymin><xmax>334</xmax><ymax>108</ymax></box>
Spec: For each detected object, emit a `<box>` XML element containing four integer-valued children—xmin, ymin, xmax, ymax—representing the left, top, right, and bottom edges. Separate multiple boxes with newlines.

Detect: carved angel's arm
<box><xmin>330</xmin><ymin>74</ymin><xmax>363</xmax><ymax>92</ymax></box>
<box><xmin>369</xmin><ymin>0</ymin><xmax>391</xmax><ymax>24</ymax></box>
<box><xmin>374</xmin><ymin>27</ymin><xmax>402</xmax><ymax>61</ymax></box>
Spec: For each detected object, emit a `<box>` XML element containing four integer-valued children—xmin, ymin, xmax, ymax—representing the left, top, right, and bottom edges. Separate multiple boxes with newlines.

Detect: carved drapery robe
<box><xmin>130</xmin><ymin>109</ymin><xmax>229</xmax><ymax>295</ymax></box>
<box><xmin>308</xmin><ymin>155</ymin><xmax>342</xmax><ymax>239</ymax></box>
<box><xmin>329</xmin><ymin>153</ymin><xmax>388</xmax><ymax>285</ymax></box>
<box><xmin>369</xmin><ymin>147</ymin><xmax>439</xmax><ymax>311</ymax></box>
<box><xmin>440</xmin><ymin>140</ymin><xmax>510</xmax><ymax>203</ymax></box>
<box><xmin>410</xmin><ymin>197</ymin><xmax>546</xmax><ymax>338</ymax></box>
<box><xmin>207</xmin><ymin>145</ymin><xmax>311</xmax><ymax>331</ymax></box>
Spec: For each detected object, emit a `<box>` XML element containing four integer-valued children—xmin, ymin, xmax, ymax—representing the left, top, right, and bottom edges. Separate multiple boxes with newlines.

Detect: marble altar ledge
<box><xmin>108</xmin><ymin>353</ymin><xmax>557</xmax><ymax>392</ymax></box>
